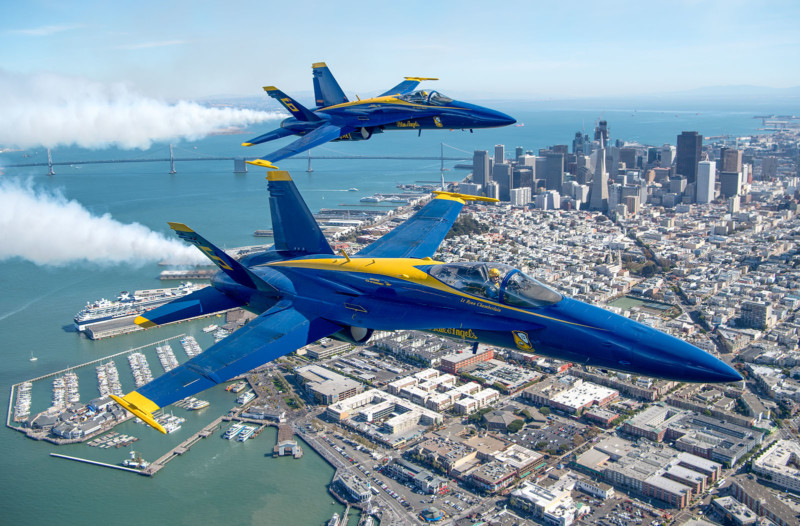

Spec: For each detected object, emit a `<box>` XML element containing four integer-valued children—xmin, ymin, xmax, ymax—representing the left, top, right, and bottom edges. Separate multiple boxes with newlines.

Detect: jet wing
<box><xmin>112</xmin><ymin>301</ymin><xmax>341</xmax><ymax>433</ymax></box>
<box><xmin>248</xmin><ymin>123</ymin><xmax>355</xmax><ymax>169</ymax></box>
<box><xmin>356</xmin><ymin>191</ymin><xmax>497</xmax><ymax>259</ymax></box>
<box><xmin>379</xmin><ymin>77</ymin><xmax>439</xmax><ymax>97</ymax></box>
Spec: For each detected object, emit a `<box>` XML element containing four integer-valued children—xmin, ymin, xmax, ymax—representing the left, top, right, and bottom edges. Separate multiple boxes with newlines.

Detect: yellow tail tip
<box><xmin>246</xmin><ymin>159</ymin><xmax>279</xmax><ymax>170</ymax></box>
<box><xmin>110</xmin><ymin>393</ymin><xmax>166</xmax><ymax>434</ymax></box>
<box><xmin>241</xmin><ymin>142</ymin><xmax>253</xmax><ymax>147</ymax></box>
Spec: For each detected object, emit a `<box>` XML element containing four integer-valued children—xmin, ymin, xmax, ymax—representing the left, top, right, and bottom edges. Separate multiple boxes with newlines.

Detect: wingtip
<box><xmin>110</xmin><ymin>393</ymin><xmax>167</xmax><ymax>434</ymax></box>
<box><xmin>167</xmin><ymin>221</ymin><xmax>194</xmax><ymax>233</ymax></box>
<box><xmin>241</xmin><ymin>142</ymin><xmax>253</xmax><ymax>147</ymax></box>
<box><xmin>432</xmin><ymin>190</ymin><xmax>499</xmax><ymax>204</ymax></box>
<box><xmin>247</xmin><ymin>159</ymin><xmax>279</xmax><ymax>170</ymax></box>
<box><xmin>134</xmin><ymin>315</ymin><xmax>157</xmax><ymax>329</ymax></box>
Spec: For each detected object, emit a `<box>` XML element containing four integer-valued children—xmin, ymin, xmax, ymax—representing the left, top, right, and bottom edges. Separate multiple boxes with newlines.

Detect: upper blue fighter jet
<box><xmin>111</xmin><ymin>170</ymin><xmax>741</xmax><ymax>433</ymax></box>
<box><xmin>243</xmin><ymin>62</ymin><xmax>516</xmax><ymax>169</ymax></box>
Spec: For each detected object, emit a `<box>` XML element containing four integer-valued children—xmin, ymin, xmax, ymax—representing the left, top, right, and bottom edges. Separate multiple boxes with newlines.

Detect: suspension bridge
<box><xmin>5</xmin><ymin>143</ymin><xmax>473</xmax><ymax>175</ymax></box>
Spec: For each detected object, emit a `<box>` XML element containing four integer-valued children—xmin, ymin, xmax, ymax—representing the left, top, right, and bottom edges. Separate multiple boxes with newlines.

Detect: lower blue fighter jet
<box><xmin>112</xmin><ymin>171</ymin><xmax>741</xmax><ymax>433</ymax></box>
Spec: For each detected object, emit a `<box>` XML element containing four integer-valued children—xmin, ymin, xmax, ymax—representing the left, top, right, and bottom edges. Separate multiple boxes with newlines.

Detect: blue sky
<box><xmin>1</xmin><ymin>0</ymin><xmax>799</xmax><ymax>101</ymax></box>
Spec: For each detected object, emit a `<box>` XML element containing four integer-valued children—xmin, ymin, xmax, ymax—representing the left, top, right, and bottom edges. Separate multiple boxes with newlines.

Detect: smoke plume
<box><xmin>0</xmin><ymin>179</ymin><xmax>207</xmax><ymax>266</ymax></box>
<box><xmin>0</xmin><ymin>71</ymin><xmax>282</xmax><ymax>149</ymax></box>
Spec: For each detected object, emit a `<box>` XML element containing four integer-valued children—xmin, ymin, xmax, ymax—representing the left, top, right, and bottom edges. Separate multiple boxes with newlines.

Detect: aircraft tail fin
<box><xmin>167</xmin><ymin>223</ymin><xmax>280</xmax><ymax>296</ymax></box>
<box><xmin>312</xmin><ymin>62</ymin><xmax>349</xmax><ymax>108</ymax></box>
<box><xmin>266</xmin><ymin>170</ymin><xmax>334</xmax><ymax>255</ymax></box>
<box><xmin>264</xmin><ymin>86</ymin><xmax>320</xmax><ymax>122</ymax></box>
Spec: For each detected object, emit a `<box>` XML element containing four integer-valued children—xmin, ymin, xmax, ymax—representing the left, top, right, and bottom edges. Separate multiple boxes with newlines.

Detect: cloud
<box><xmin>0</xmin><ymin>179</ymin><xmax>207</xmax><ymax>267</ymax></box>
<box><xmin>8</xmin><ymin>25</ymin><xmax>83</xmax><ymax>36</ymax></box>
<box><xmin>0</xmin><ymin>71</ymin><xmax>283</xmax><ymax>149</ymax></box>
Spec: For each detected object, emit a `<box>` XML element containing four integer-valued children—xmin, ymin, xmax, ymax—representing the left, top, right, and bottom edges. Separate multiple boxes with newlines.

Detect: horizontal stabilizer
<box><xmin>110</xmin><ymin>392</ymin><xmax>166</xmax><ymax>434</ymax></box>
<box><xmin>249</xmin><ymin>123</ymin><xmax>353</xmax><ymax>167</ymax></box>
<box><xmin>134</xmin><ymin>286</ymin><xmax>243</xmax><ymax>328</ymax></box>
<box><xmin>242</xmin><ymin>127</ymin><xmax>294</xmax><ymax>147</ymax></box>
<box><xmin>263</xmin><ymin>86</ymin><xmax>320</xmax><ymax>122</ymax></box>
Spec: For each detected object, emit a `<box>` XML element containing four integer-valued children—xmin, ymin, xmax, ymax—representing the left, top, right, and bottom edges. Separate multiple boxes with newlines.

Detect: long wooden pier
<box><xmin>142</xmin><ymin>415</ymin><xmax>225</xmax><ymax>476</ymax></box>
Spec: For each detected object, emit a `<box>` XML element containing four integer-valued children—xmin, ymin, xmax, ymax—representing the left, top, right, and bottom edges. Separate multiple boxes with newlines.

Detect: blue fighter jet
<box><xmin>112</xmin><ymin>171</ymin><xmax>741</xmax><ymax>433</ymax></box>
<box><xmin>242</xmin><ymin>62</ymin><xmax>516</xmax><ymax>169</ymax></box>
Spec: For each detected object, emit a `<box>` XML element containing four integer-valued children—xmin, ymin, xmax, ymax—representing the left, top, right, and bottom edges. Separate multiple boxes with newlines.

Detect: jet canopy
<box><xmin>426</xmin><ymin>262</ymin><xmax>562</xmax><ymax>308</ymax></box>
<box><xmin>398</xmin><ymin>90</ymin><xmax>453</xmax><ymax>105</ymax></box>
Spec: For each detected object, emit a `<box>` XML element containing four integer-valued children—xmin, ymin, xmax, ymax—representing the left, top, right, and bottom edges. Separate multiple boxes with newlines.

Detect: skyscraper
<box><xmin>590</xmin><ymin>139</ymin><xmax>609</xmax><ymax>211</ymax></box>
<box><xmin>494</xmin><ymin>144</ymin><xmax>505</xmax><ymax>164</ymax></box>
<box><xmin>472</xmin><ymin>150</ymin><xmax>490</xmax><ymax>187</ymax></box>
<box><xmin>696</xmin><ymin>160</ymin><xmax>716</xmax><ymax>204</ymax></box>
<box><xmin>493</xmin><ymin>163</ymin><xmax>513</xmax><ymax>201</ymax></box>
<box><xmin>594</xmin><ymin>120</ymin><xmax>609</xmax><ymax>144</ymax></box>
<box><xmin>515</xmin><ymin>146</ymin><xmax>524</xmax><ymax>161</ymax></box>
<box><xmin>720</xmin><ymin>171</ymin><xmax>742</xmax><ymax>198</ymax></box>
<box><xmin>676</xmin><ymin>131</ymin><xmax>703</xmax><ymax>184</ymax></box>
<box><xmin>719</xmin><ymin>148</ymin><xmax>743</xmax><ymax>173</ymax></box>
<box><xmin>544</xmin><ymin>153</ymin><xmax>564</xmax><ymax>191</ymax></box>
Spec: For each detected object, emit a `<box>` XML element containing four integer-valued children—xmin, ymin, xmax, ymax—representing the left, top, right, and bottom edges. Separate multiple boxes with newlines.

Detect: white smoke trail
<box><xmin>0</xmin><ymin>179</ymin><xmax>207</xmax><ymax>266</ymax></box>
<box><xmin>0</xmin><ymin>71</ymin><xmax>283</xmax><ymax>149</ymax></box>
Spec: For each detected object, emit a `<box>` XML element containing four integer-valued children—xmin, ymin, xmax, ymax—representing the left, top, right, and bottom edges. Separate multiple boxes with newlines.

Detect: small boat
<box><xmin>29</xmin><ymin>352</ymin><xmax>38</xmax><ymax>362</ymax></box>
<box><xmin>202</xmin><ymin>324</ymin><xmax>218</xmax><ymax>333</ymax></box>
<box><xmin>348</xmin><ymin>188</ymin><xmax>358</xmax><ymax>192</ymax></box>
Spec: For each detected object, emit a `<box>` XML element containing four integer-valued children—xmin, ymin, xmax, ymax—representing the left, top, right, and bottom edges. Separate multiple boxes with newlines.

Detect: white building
<box><xmin>696</xmin><ymin>160</ymin><xmax>716</xmax><ymax>204</ymax></box>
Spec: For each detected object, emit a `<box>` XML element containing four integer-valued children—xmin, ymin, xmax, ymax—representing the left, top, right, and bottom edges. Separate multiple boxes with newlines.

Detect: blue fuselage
<box><xmin>280</xmin><ymin>97</ymin><xmax>516</xmax><ymax>140</ymax></box>
<box><xmin>213</xmin><ymin>253</ymin><xmax>741</xmax><ymax>384</ymax></box>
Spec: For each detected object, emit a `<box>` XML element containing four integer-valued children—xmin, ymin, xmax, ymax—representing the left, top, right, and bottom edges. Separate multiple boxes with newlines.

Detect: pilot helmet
<box><xmin>488</xmin><ymin>268</ymin><xmax>501</xmax><ymax>279</ymax></box>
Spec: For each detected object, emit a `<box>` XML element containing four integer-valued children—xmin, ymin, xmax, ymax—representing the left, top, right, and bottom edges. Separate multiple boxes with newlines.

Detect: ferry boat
<box><xmin>229</xmin><ymin>381</ymin><xmax>247</xmax><ymax>393</ymax></box>
<box><xmin>236</xmin><ymin>390</ymin><xmax>255</xmax><ymax>405</ymax></box>
<box><xmin>223</xmin><ymin>423</ymin><xmax>245</xmax><ymax>440</ymax></box>
<box><xmin>73</xmin><ymin>282</ymin><xmax>204</xmax><ymax>331</ymax></box>
<box><xmin>327</xmin><ymin>513</ymin><xmax>340</xmax><ymax>526</ymax></box>
<box><xmin>186</xmin><ymin>399</ymin><xmax>210</xmax><ymax>410</ymax></box>
<box><xmin>236</xmin><ymin>425</ymin><xmax>256</xmax><ymax>442</ymax></box>
<box><xmin>360</xmin><ymin>195</ymin><xmax>382</xmax><ymax>203</ymax></box>
<box><xmin>122</xmin><ymin>451</ymin><xmax>149</xmax><ymax>469</ymax></box>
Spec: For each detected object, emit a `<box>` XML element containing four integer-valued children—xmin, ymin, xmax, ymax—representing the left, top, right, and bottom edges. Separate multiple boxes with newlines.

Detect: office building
<box><xmin>720</xmin><ymin>171</ymin><xmax>743</xmax><ymax>198</ymax></box>
<box><xmin>515</xmin><ymin>146</ymin><xmax>524</xmax><ymax>161</ymax></box>
<box><xmin>595</xmin><ymin>120</ymin><xmax>609</xmax><ymax>144</ymax></box>
<box><xmin>544</xmin><ymin>153</ymin><xmax>564</xmax><ymax>190</ymax></box>
<box><xmin>719</xmin><ymin>147</ymin><xmax>743</xmax><ymax>173</ymax></box>
<box><xmin>510</xmin><ymin>187</ymin><xmax>531</xmax><ymax>206</ymax></box>
<box><xmin>676</xmin><ymin>131</ymin><xmax>702</xmax><ymax>183</ymax></box>
<box><xmin>696</xmin><ymin>160</ymin><xmax>716</xmax><ymax>204</ymax></box>
<box><xmin>590</xmin><ymin>141</ymin><xmax>609</xmax><ymax>211</ymax></box>
<box><xmin>661</xmin><ymin>144</ymin><xmax>676</xmax><ymax>167</ymax></box>
<box><xmin>493</xmin><ymin>163</ymin><xmax>513</xmax><ymax>201</ymax></box>
<box><xmin>761</xmin><ymin>156</ymin><xmax>778</xmax><ymax>179</ymax></box>
<box><xmin>494</xmin><ymin>144</ymin><xmax>505</xmax><ymax>164</ymax></box>
<box><xmin>472</xmin><ymin>150</ymin><xmax>490</xmax><ymax>187</ymax></box>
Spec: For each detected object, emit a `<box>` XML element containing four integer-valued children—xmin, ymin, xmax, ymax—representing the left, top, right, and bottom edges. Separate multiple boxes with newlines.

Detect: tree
<box><xmin>507</xmin><ymin>419</ymin><xmax>524</xmax><ymax>434</ymax></box>
<box><xmin>539</xmin><ymin>406</ymin><xmax>551</xmax><ymax>416</ymax></box>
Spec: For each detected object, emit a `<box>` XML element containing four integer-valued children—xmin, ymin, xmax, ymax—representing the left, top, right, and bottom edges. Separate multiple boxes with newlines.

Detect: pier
<box><xmin>143</xmin><ymin>415</ymin><xmax>225</xmax><ymax>476</ymax></box>
<box><xmin>273</xmin><ymin>424</ymin><xmax>303</xmax><ymax>458</ymax></box>
<box><xmin>50</xmin><ymin>453</ymin><xmax>146</xmax><ymax>474</ymax></box>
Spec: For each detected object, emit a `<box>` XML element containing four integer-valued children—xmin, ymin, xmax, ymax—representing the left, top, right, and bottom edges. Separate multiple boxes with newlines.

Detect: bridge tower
<box><xmin>47</xmin><ymin>148</ymin><xmax>55</xmax><ymax>176</ymax></box>
<box><xmin>306</xmin><ymin>150</ymin><xmax>313</xmax><ymax>173</ymax></box>
<box><xmin>233</xmin><ymin>158</ymin><xmax>248</xmax><ymax>174</ymax></box>
<box><xmin>169</xmin><ymin>144</ymin><xmax>177</xmax><ymax>174</ymax></box>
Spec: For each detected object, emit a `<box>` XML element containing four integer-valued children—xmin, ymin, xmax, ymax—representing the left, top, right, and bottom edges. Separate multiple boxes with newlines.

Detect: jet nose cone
<box><xmin>693</xmin><ymin>356</ymin><xmax>743</xmax><ymax>383</ymax></box>
<box><xmin>491</xmin><ymin>109</ymin><xmax>516</xmax><ymax>127</ymax></box>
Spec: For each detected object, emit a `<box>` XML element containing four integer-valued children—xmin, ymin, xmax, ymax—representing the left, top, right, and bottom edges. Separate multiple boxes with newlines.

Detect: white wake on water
<box><xmin>0</xmin><ymin>179</ymin><xmax>206</xmax><ymax>266</ymax></box>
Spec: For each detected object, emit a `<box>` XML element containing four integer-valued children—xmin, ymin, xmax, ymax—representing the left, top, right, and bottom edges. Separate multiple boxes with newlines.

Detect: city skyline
<box><xmin>2</xmin><ymin>1</ymin><xmax>800</xmax><ymax>101</ymax></box>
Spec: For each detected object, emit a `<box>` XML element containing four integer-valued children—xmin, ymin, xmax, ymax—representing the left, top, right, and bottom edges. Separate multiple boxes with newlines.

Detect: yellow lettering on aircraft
<box><xmin>365</xmin><ymin>278</ymin><xmax>391</xmax><ymax>287</ymax></box>
<box><xmin>200</xmin><ymin>246</ymin><xmax>233</xmax><ymax>270</ymax></box>
<box><xmin>431</xmin><ymin>328</ymin><xmax>478</xmax><ymax>340</ymax></box>
<box><xmin>281</xmin><ymin>98</ymin><xmax>299</xmax><ymax>113</ymax></box>
<box><xmin>459</xmin><ymin>297</ymin><xmax>502</xmax><ymax>313</ymax></box>
<box><xmin>396</xmin><ymin>121</ymin><xmax>420</xmax><ymax>129</ymax></box>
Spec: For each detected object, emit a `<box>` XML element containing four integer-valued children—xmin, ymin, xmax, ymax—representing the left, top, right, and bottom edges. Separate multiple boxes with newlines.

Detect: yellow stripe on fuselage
<box><xmin>267</xmin><ymin>257</ymin><xmax>601</xmax><ymax>329</ymax></box>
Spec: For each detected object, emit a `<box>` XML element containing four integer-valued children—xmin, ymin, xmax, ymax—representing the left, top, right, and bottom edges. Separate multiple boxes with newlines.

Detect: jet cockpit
<box><xmin>425</xmin><ymin>262</ymin><xmax>562</xmax><ymax>308</ymax></box>
<box><xmin>398</xmin><ymin>90</ymin><xmax>454</xmax><ymax>105</ymax></box>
